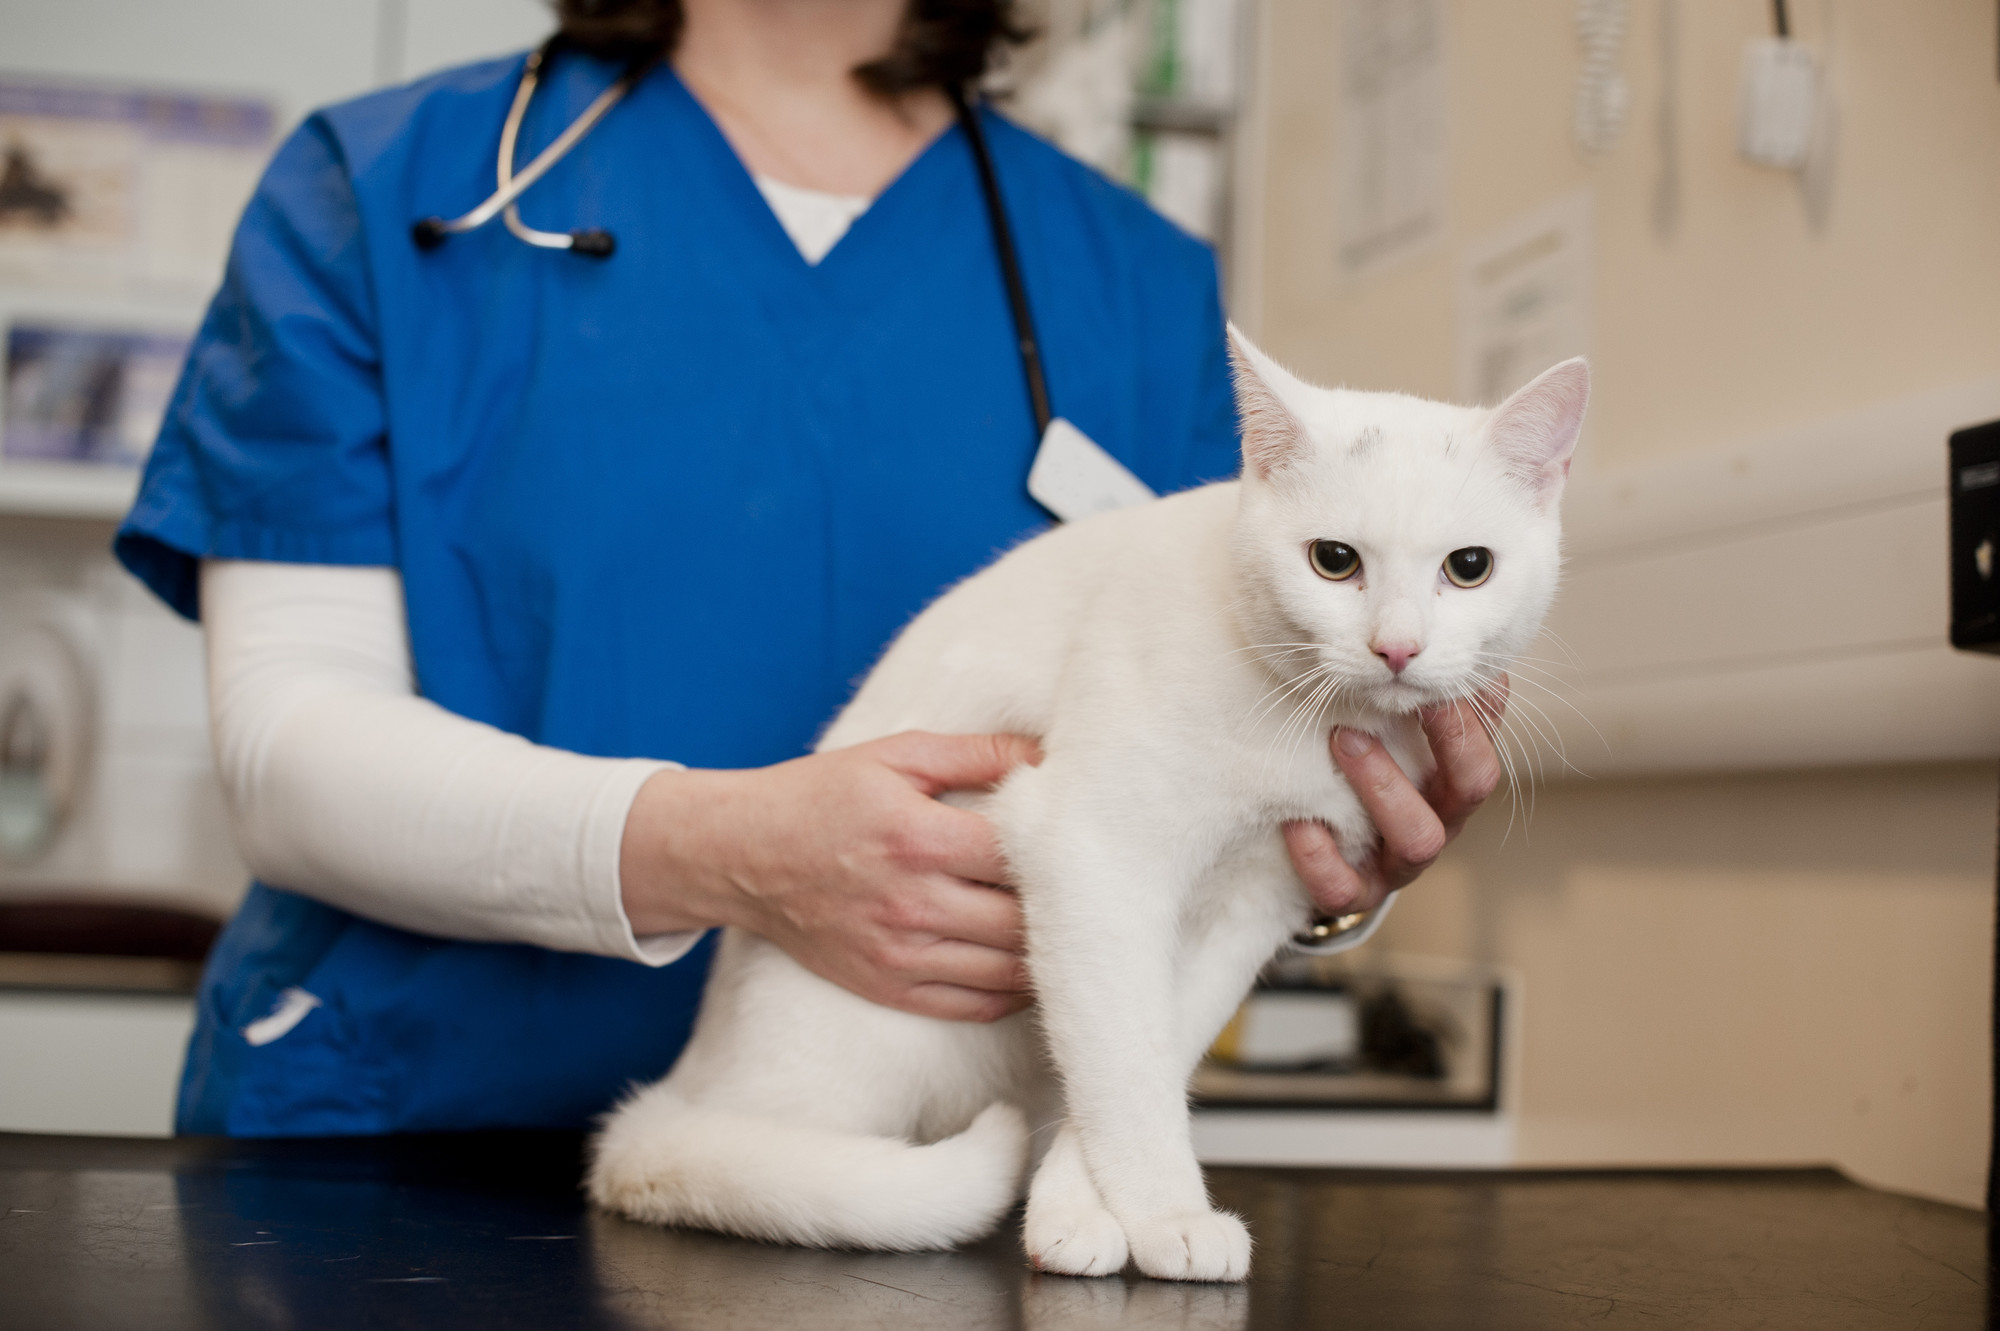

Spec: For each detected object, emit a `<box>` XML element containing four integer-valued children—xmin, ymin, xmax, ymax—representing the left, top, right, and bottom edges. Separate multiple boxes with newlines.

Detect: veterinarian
<box><xmin>113</xmin><ymin>0</ymin><xmax>1506</xmax><ymax>1135</ymax></box>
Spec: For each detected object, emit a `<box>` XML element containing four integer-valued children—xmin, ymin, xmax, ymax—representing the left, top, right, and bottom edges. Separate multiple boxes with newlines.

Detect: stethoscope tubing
<box><xmin>948</xmin><ymin>86</ymin><xmax>1052</xmax><ymax>440</ymax></box>
<box><xmin>494</xmin><ymin>48</ymin><xmax>593</xmax><ymax>249</ymax></box>
<box><xmin>411</xmin><ymin>40</ymin><xmax>647</xmax><ymax>256</ymax></box>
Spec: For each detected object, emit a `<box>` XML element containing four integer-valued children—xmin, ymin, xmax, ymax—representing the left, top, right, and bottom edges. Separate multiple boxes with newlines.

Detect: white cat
<box><xmin>587</xmin><ymin>331</ymin><xmax>1587</xmax><ymax>1282</ymax></box>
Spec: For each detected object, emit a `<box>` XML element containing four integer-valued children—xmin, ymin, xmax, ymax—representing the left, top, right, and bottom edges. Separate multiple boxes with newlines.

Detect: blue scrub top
<box><xmin>116</xmin><ymin>50</ymin><xmax>1240</xmax><ymax>1136</ymax></box>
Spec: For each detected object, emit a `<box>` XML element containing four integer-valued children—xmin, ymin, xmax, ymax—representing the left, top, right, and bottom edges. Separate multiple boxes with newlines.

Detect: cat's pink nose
<box><xmin>1373</xmin><ymin>642</ymin><xmax>1421</xmax><ymax>676</ymax></box>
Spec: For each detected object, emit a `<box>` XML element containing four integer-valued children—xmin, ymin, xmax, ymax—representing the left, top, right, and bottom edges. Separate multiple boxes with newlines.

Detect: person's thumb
<box><xmin>880</xmin><ymin>730</ymin><xmax>1043</xmax><ymax>795</ymax></box>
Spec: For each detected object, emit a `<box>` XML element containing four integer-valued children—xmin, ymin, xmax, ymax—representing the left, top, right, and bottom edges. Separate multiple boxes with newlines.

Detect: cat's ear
<box><xmin>1488</xmin><ymin>357</ymin><xmax>1590</xmax><ymax>507</ymax></box>
<box><xmin>1226</xmin><ymin>325</ymin><xmax>1312</xmax><ymax>479</ymax></box>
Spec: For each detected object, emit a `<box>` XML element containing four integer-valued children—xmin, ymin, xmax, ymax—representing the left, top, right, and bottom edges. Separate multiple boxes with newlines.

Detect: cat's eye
<box><xmin>1308</xmin><ymin>540</ymin><xmax>1361</xmax><ymax>582</ymax></box>
<box><xmin>1443</xmin><ymin>547</ymin><xmax>1494</xmax><ymax>588</ymax></box>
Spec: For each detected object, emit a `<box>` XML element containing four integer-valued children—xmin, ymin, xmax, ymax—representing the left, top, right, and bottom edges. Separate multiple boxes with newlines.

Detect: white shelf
<box><xmin>0</xmin><ymin>989</ymin><xmax>192</xmax><ymax>1137</ymax></box>
<box><xmin>0</xmin><ymin>462</ymin><xmax>139</xmax><ymax>520</ymax></box>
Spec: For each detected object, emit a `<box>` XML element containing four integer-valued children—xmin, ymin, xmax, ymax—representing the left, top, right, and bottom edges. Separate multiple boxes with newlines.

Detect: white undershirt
<box><xmin>201</xmin><ymin>559</ymin><xmax>700</xmax><ymax>966</ymax></box>
<box><xmin>753</xmin><ymin>174</ymin><xmax>872</xmax><ymax>265</ymax></box>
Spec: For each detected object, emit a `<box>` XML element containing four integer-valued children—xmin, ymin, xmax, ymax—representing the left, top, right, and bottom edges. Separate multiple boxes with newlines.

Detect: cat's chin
<box><xmin>1367</xmin><ymin>678</ymin><xmax>1462</xmax><ymax>715</ymax></box>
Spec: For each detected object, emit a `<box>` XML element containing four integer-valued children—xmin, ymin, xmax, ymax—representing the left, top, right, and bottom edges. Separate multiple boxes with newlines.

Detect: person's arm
<box><xmin>203</xmin><ymin>557</ymin><xmax>696</xmax><ymax>963</ymax></box>
<box><xmin>619</xmin><ymin>732</ymin><xmax>1036</xmax><ymax>1022</ymax></box>
<box><xmin>202</xmin><ymin>557</ymin><xmax>1036</xmax><ymax>1019</ymax></box>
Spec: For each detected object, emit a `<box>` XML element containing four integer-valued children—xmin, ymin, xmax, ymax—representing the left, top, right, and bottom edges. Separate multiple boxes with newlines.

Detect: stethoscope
<box><xmin>410</xmin><ymin>39</ymin><xmax>1053</xmax><ymax>439</ymax></box>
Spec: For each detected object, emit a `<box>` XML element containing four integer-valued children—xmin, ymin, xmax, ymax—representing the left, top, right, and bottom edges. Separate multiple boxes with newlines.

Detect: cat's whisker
<box><xmin>1295</xmin><ymin>681</ymin><xmax>1352</xmax><ymax>775</ymax></box>
<box><xmin>1458</xmin><ymin>686</ymin><xmax>1524</xmax><ymax>843</ymax></box>
<box><xmin>1493</xmin><ymin>686</ymin><xmax>1568</xmax><ymax>769</ymax></box>
<box><xmin>1467</xmin><ymin>647</ymin><xmax>1574</xmax><ymax>676</ymax></box>
<box><xmin>1246</xmin><ymin>662</ymin><xmax>1321</xmax><ymax>714</ymax></box>
<box><xmin>1491</xmin><ymin>668</ymin><xmax>1590</xmax><ymax>716</ymax></box>
<box><xmin>1248</xmin><ymin>661</ymin><xmax>1337</xmax><ymax>730</ymax></box>
<box><xmin>1250</xmin><ymin>655</ymin><xmax>1345</xmax><ymax>723</ymax></box>
<box><xmin>1263</xmin><ymin>663</ymin><xmax>1351</xmax><ymax>783</ymax></box>
<box><xmin>1230</xmin><ymin>637</ymin><xmax>1325</xmax><ymax>646</ymax></box>
<box><xmin>1470</xmin><ymin>651</ymin><xmax>1584</xmax><ymax>688</ymax></box>
<box><xmin>1489</xmin><ymin>651</ymin><xmax>1584</xmax><ymax>674</ymax></box>
<box><xmin>1281</xmin><ymin>673</ymin><xmax>1346</xmax><ymax>772</ymax></box>
<box><xmin>1230</xmin><ymin>649</ymin><xmax>1325</xmax><ymax>677</ymax></box>
<box><xmin>1466</xmin><ymin>657</ymin><xmax>1609</xmax><ymax>770</ymax></box>
<box><xmin>1241</xmin><ymin>647</ymin><xmax>1329</xmax><ymax>683</ymax></box>
<box><xmin>1462</xmin><ymin>680</ymin><xmax>1543</xmax><ymax>844</ymax></box>
<box><xmin>1494</xmin><ymin>710</ymin><xmax>1540</xmax><ymax>843</ymax></box>
<box><xmin>1479</xmin><ymin>676</ymin><xmax>1553</xmax><ymax>782</ymax></box>
<box><xmin>1265</xmin><ymin>669</ymin><xmax>1335</xmax><ymax>774</ymax></box>
<box><xmin>1467</xmin><ymin>652</ymin><xmax>1601</xmax><ymax>740</ymax></box>
<box><xmin>1503</xmin><ymin>687</ymin><xmax>1593</xmax><ymax>778</ymax></box>
<box><xmin>1532</xmin><ymin>627</ymin><xmax>1587</xmax><ymax>669</ymax></box>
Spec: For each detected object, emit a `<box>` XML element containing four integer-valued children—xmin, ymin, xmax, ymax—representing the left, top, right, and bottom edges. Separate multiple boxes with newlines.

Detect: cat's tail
<box><xmin>586</xmin><ymin>1086</ymin><xmax>1031</xmax><ymax>1251</ymax></box>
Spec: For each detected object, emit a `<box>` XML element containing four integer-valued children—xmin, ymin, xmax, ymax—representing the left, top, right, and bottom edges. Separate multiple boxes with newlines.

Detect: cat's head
<box><xmin>1226</xmin><ymin>327</ymin><xmax>1587</xmax><ymax>717</ymax></box>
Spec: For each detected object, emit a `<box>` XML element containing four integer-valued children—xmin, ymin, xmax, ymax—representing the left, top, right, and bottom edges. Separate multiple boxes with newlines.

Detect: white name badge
<box><xmin>1026</xmin><ymin>417</ymin><xmax>1157</xmax><ymax>524</ymax></box>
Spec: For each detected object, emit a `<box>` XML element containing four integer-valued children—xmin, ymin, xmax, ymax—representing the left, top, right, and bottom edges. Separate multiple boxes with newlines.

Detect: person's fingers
<box><xmin>918</xmin><ymin>878</ymin><xmax>1024</xmax><ymax>953</ymax></box>
<box><xmin>899</xmin><ymin>982</ymin><xmax>1032</xmax><ymax>1024</ymax></box>
<box><xmin>899</xmin><ymin>937</ymin><xmax>1031</xmax><ymax>995</ymax></box>
<box><xmin>871</xmin><ymin>874</ymin><xmax>1020</xmax><ymax>951</ymax></box>
<box><xmin>1330</xmin><ymin>728</ymin><xmax>1447</xmax><ymax>889</ymax></box>
<box><xmin>1282</xmin><ymin>819</ymin><xmax>1380</xmax><ymax>915</ymax></box>
<box><xmin>1418</xmin><ymin>675</ymin><xmax>1509</xmax><ymax>834</ymax></box>
<box><xmin>856</xmin><ymin>796</ymin><xmax>1006</xmax><ymax>884</ymax></box>
<box><xmin>914</xmin><ymin>803</ymin><xmax>1013</xmax><ymax>884</ymax></box>
<box><xmin>877</xmin><ymin>730</ymin><xmax>1045</xmax><ymax>797</ymax></box>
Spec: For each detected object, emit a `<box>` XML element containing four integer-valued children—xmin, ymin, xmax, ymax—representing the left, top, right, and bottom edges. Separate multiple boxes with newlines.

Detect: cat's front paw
<box><xmin>1122</xmin><ymin>1208</ymin><xmax>1251</xmax><ymax>1282</ymax></box>
<box><xmin>1024</xmin><ymin>1197</ymin><xmax>1129</xmax><ymax>1277</ymax></box>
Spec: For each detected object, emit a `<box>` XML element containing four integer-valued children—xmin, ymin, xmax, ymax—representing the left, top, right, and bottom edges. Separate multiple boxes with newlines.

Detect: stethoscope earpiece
<box><xmin>568</xmin><ymin>228</ymin><xmax>615</xmax><ymax>258</ymax></box>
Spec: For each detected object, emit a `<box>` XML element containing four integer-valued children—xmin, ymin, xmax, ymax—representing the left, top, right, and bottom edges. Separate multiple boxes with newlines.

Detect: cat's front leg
<box><xmin>1023</xmin><ymin>1123</ymin><xmax>1128</xmax><ymax>1276</ymax></box>
<box><xmin>1012</xmin><ymin>824</ymin><xmax>1250</xmax><ymax>1282</ymax></box>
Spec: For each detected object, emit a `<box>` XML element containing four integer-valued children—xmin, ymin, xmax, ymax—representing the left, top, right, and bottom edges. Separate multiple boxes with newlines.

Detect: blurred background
<box><xmin>0</xmin><ymin>0</ymin><xmax>1995</xmax><ymax>1213</ymax></box>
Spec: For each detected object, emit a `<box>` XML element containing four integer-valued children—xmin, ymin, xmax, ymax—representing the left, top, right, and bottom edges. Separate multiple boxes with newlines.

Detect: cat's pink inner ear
<box><xmin>1226</xmin><ymin>327</ymin><xmax>1309</xmax><ymax>479</ymax></box>
<box><xmin>1488</xmin><ymin>357</ymin><xmax>1590</xmax><ymax>505</ymax></box>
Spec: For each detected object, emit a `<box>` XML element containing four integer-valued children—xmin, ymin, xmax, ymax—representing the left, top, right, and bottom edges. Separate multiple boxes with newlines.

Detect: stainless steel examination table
<box><xmin>0</xmin><ymin>1131</ymin><xmax>1983</xmax><ymax>1329</ymax></box>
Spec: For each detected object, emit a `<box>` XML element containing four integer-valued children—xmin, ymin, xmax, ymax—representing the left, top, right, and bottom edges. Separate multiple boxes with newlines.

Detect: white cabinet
<box><xmin>0</xmin><ymin>988</ymin><xmax>193</xmax><ymax>1136</ymax></box>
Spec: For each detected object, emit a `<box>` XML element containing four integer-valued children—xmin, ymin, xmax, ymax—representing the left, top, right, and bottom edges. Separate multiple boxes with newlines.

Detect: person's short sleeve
<box><xmin>1132</xmin><ymin>233</ymin><xmax>1240</xmax><ymax>496</ymax></box>
<box><xmin>115</xmin><ymin>114</ymin><xmax>395</xmax><ymax>621</ymax></box>
<box><xmin>1173</xmin><ymin>267</ymin><xmax>1243</xmax><ymax>490</ymax></box>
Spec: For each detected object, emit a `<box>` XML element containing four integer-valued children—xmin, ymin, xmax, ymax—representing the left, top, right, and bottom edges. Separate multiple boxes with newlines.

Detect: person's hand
<box><xmin>619</xmin><ymin>731</ymin><xmax>1040</xmax><ymax>1023</ymax></box>
<box><xmin>1282</xmin><ymin>676</ymin><xmax>1510</xmax><ymax>916</ymax></box>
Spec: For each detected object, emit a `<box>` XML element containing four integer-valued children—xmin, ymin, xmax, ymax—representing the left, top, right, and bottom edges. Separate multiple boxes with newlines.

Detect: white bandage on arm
<box><xmin>200</xmin><ymin>558</ymin><xmax>701</xmax><ymax>966</ymax></box>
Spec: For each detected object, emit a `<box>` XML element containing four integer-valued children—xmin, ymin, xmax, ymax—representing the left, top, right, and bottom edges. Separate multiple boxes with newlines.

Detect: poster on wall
<box><xmin>0</xmin><ymin>79</ymin><xmax>275</xmax><ymax>296</ymax></box>
<box><xmin>1455</xmin><ymin>190</ymin><xmax>1595</xmax><ymax>408</ymax></box>
<box><xmin>3</xmin><ymin>324</ymin><xmax>189</xmax><ymax>470</ymax></box>
<box><xmin>1335</xmin><ymin>0</ymin><xmax>1447</xmax><ymax>283</ymax></box>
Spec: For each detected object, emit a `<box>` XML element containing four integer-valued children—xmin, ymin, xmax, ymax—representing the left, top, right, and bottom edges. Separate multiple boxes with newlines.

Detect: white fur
<box><xmin>588</xmin><ymin>333</ymin><xmax>1587</xmax><ymax>1281</ymax></box>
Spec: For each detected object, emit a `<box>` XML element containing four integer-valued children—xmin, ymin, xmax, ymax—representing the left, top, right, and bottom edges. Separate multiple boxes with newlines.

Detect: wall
<box><xmin>1246</xmin><ymin>0</ymin><xmax>2000</xmax><ymax>1206</ymax></box>
<box><xmin>1</xmin><ymin>0</ymin><xmax>553</xmax><ymax>126</ymax></box>
<box><xmin>1252</xmin><ymin>0</ymin><xmax>2000</xmax><ymax>467</ymax></box>
<box><xmin>1388</xmin><ymin>763</ymin><xmax>1996</xmax><ymax>1210</ymax></box>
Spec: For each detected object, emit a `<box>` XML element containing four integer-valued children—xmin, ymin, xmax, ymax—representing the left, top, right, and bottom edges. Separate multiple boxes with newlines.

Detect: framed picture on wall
<box><xmin>0</xmin><ymin>321</ymin><xmax>190</xmax><ymax>516</ymax></box>
<box><xmin>0</xmin><ymin>79</ymin><xmax>274</xmax><ymax>297</ymax></box>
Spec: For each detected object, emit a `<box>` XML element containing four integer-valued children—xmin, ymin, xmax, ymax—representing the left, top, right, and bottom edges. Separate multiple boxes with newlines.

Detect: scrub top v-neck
<box><xmin>116</xmin><ymin>50</ymin><xmax>1242</xmax><ymax>1136</ymax></box>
